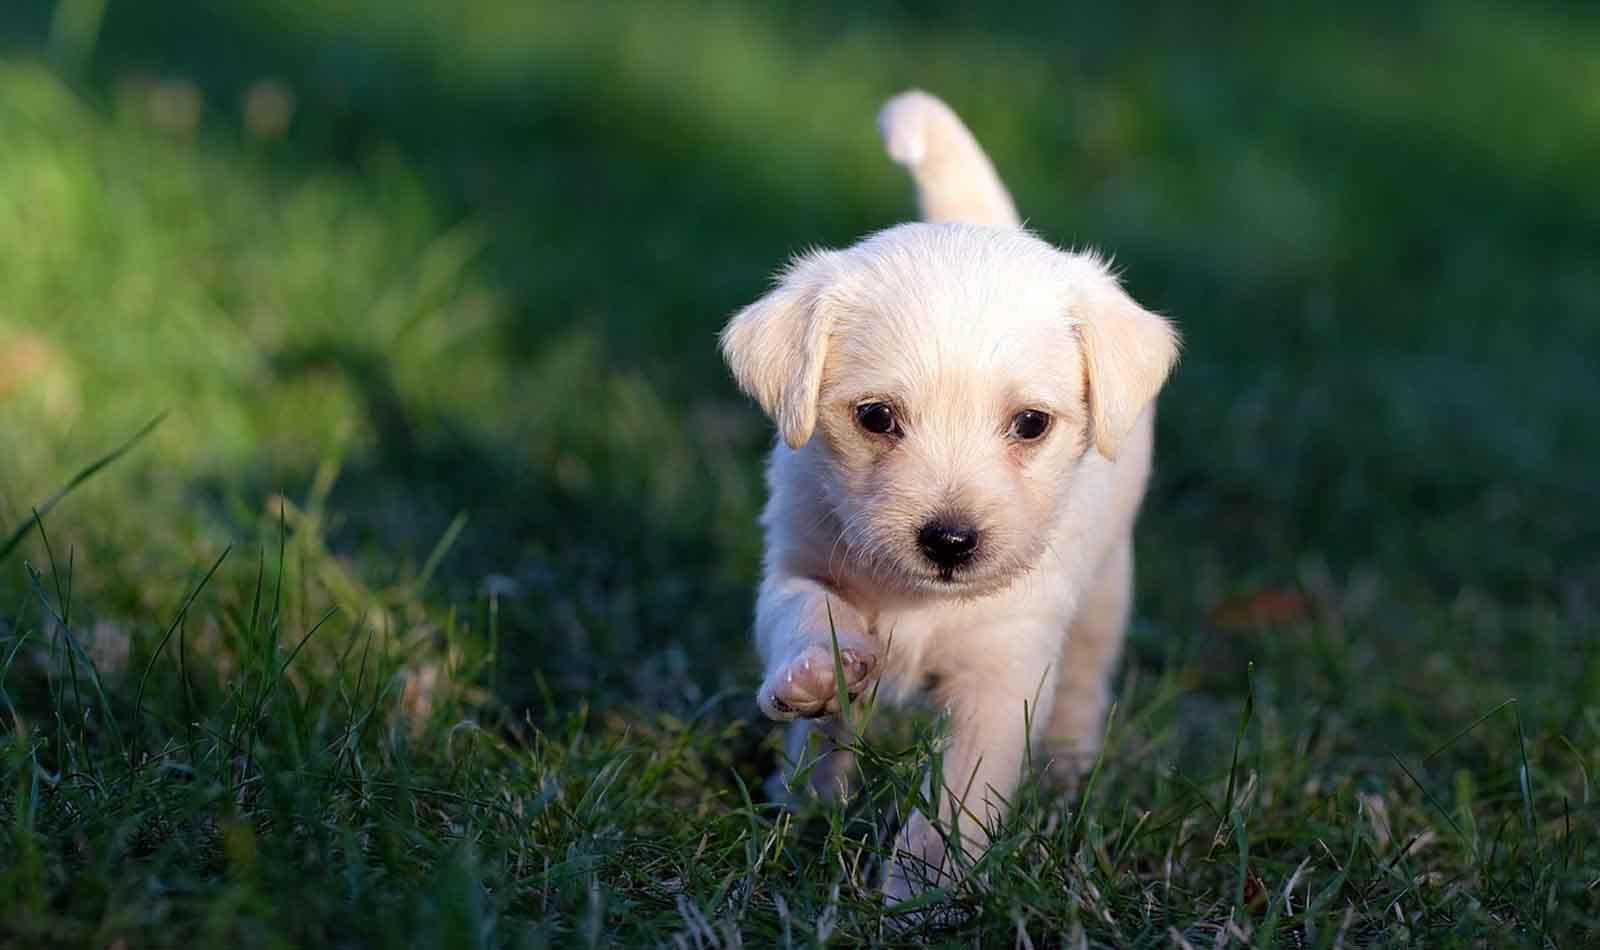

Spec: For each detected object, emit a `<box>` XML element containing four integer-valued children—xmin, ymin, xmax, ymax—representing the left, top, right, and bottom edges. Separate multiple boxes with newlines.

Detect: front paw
<box><xmin>758</xmin><ymin>643</ymin><xmax>879</xmax><ymax>721</ymax></box>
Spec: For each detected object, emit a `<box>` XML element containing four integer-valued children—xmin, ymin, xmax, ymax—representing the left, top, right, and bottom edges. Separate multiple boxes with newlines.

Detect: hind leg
<box><xmin>1046</xmin><ymin>540</ymin><xmax>1133</xmax><ymax>785</ymax></box>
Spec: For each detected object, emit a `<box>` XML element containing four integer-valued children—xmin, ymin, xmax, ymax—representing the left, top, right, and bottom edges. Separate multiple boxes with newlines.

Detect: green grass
<box><xmin>1</xmin><ymin>0</ymin><xmax>1597</xmax><ymax>945</ymax></box>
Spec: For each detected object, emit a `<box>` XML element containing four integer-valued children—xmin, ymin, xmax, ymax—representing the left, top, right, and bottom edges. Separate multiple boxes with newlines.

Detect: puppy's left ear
<box><xmin>1076</xmin><ymin>286</ymin><xmax>1181</xmax><ymax>460</ymax></box>
<box><xmin>719</xmin><ymin>250</ymin><xmax>842</xmax><ymax>449</ymax></box>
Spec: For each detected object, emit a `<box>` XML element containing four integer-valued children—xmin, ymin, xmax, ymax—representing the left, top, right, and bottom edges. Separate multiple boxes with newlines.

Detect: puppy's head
<box><xmin>721</xmin><ymin>223</ymin><xmax>1178</xmax><ymax>595</ymax></box>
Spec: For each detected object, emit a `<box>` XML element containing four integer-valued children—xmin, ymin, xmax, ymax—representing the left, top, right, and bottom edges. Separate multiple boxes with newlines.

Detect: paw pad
<box><xmin>759</xmin><ymin>644</ymin><xmax>878</xmax><ymax>721</ymax></box>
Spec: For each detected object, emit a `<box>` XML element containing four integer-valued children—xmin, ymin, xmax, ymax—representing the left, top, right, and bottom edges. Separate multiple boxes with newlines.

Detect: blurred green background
<box><xmin>1</xmin><ymin>0</ymin><xmax>1597</xmax><ymax>943</ymax></box>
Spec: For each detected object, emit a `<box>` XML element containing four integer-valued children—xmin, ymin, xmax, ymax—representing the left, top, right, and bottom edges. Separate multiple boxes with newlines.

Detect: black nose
<box><xmin>917</xmin><ymin>520</ymin><xmax>980</xmax><ymax>569</ymax></box>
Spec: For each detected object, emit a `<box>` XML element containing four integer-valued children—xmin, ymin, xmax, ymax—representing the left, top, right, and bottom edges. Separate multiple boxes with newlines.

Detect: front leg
<box><xmin>755</xmin><ymin>575</ymin><xmax>878</xmax><ymax>719</ymax></box>
<box><xmin>756</xmin><ymin>575</ymin><xmax>879</xmax><ymax>803</ymax></box>
<box><xmin>884</xmin><ymin>639</ymin><xmax>1059</xmax><ymax>901</ymax></box>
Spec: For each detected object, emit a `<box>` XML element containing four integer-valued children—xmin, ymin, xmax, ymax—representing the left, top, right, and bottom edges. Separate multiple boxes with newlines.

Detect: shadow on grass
<box><xmin>184</xmin><ymin>339</ymin><xmax>759</xmax><ymax>717</ymax></box>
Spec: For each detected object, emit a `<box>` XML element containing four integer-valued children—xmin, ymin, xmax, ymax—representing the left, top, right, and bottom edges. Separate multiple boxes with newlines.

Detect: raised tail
<box><xmin>877</xmin><ymin>89</ymin><xmax>1021</xmax><ymax>228</ymax></box>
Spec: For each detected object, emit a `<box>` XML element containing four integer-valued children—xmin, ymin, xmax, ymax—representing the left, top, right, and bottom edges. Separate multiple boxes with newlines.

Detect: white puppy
<box><xmin>719</xmin><ymin>90</ymin><xmax>1180</xmax><ymax>900</ymax></box>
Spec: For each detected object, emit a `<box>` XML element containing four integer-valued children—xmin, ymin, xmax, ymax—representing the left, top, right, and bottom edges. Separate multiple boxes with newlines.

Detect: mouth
<box><xmin>917</xmin><ymin>569</ymin><xmax>1004</xmax><ymax>600</ymax></box>
<box><xmin>914</xmin><ymin>552</ymin><xmax>1033</xmax><ymax>597</ymax></box>
<box><xmin>926</xmin><ymin>561</ymin><xmax>986</xmax><ymax>588</ymax></box>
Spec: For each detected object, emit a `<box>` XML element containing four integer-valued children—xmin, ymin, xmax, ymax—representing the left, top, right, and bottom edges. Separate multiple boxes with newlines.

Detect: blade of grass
<box><xmin>132</xmin><ymin>545</ymin><xmax>231</xmax><ymax>763</ymax></box>
<box><xmin>1389</xmin><ymin>751</ymin><xmax>1472</xmax><ymax>858</ymax></box>
<box><xmin>246</xmin><ymin>605</ymin><xmax>341</xmax><ymax>730</ymax></box>
<box><xmin>1215</xmin><ymin>663</ymin><xmax>1257</xmax><ymax>847</ymax></box>
<box><xmin>29</xmin><ymin>512</ymin><xmax>85</xmax><ymax>757</ymax></box>
<box><xmin>416</xmin><ymin>511</ymin><xmax>468</xmax><ymax>590</ymax></box>
<box><xmin>1512</xmin><ymin>701</ymin><xmax>1540</xmax><ymax>857</ymax></box>
<box><xmin>1065</xmin><ymin>701</ymin><xmax>1117</xmax><ymax>858</ymax></box>
<box><xmin>24</xmin><ymin>561</ymin><xmax>126</xmax><ymax>762</ymax></box>
<box><xmin>0</xmin><ymin>627</ymin><xmax>33</xmax><ymax>725</ymax></box>
<box><xmin>1421</xmin><ymin>698</ymin><xmax>1516</xmax><ymax>763</ymax></box>
<box><xmin>0</xmin><ymin>412</ymin><xmax>167</xmax><ymax>565</ymax></box>
<box><xmin>1557</xmin><ymin>735</ymin><xmax>1590</xmax><ymax>805</ymax></box>
<box><xmin>1232</xmin><ymin>809</ymin><xmax>1251</xmax><ymax>917</ymax></box>
<box><xmin>826</xmin><ymin>598</ymin><xmax>853</xmax><ymax>735</ymax></box>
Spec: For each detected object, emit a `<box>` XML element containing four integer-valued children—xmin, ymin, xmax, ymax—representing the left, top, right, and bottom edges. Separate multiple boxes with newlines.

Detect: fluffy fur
<box><xmin>719</xmin><ymin>89</ymin><xmax>1180</xmax><ymax>901</ymax></box>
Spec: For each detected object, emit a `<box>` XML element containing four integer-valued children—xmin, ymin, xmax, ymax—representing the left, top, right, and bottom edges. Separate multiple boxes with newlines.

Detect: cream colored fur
<box><xmin>719</xmin><ymin>90</ymin><xmax>1180</xmax><ymax>902</ymax></box>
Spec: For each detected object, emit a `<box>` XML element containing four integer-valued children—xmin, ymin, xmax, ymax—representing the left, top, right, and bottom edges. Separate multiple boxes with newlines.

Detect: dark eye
<box><xmin>856</xmin><ymin>402</ymin><xmax>899</xmax><ymax>435</ymax></box>
<box><xmin>1009</xmin><ymin>410</ymin><xmax>1051</xmax><ymax>441</ymax></box>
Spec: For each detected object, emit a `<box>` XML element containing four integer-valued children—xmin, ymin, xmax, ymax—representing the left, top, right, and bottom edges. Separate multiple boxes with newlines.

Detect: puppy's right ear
<box><xmin>719</xmin><ymin>250</ymin><xmax>841</xmax><ymax>449</ymax></box>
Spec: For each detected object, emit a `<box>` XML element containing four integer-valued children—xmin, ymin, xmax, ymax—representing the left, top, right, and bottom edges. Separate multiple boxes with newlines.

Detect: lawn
<box><xmin>1</xmin><ymin>1</ymin><xmax>1597</xmax><ymax>946</ymax></box>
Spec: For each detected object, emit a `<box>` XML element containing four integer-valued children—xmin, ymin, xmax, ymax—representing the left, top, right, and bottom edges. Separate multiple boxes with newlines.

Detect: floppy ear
<box><xmin>1076</xmin><ymin>286</ymin><xmax>1180</xmax><ymax>460</ymax></box>
<box><xmin>719</xmin><ymin>250</ymin><xmax>841</xmax><ymax>449</ymax></box>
